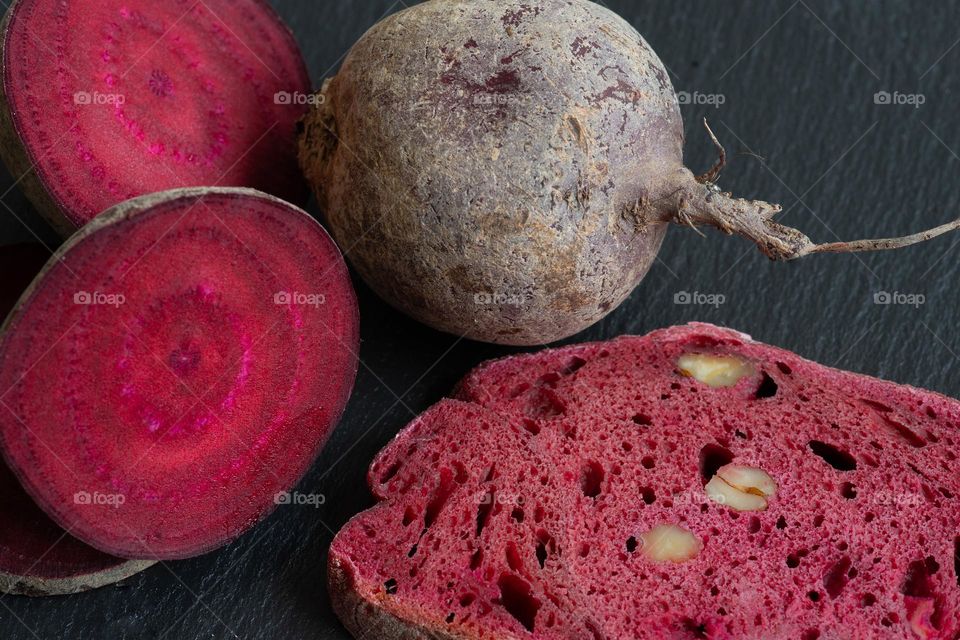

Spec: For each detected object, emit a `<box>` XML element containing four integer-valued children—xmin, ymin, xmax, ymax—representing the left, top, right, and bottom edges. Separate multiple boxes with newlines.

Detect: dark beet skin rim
<box><xmin>0</xmin><ymin>559</ymin><xmax>155</xmax><ymax>597</ymax></box>
<box><xmin>0</xmin><ymin>0</ymin><xmax>312</xmax><ymax>237</ymax></box>
<box><xmin>0</xmin><ymin>187</ymin><xmax>360</xmax><ymax>560</ymax></box>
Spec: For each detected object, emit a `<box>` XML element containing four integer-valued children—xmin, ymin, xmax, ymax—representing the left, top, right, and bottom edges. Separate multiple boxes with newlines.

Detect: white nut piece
<box><xmin>677</xmin><ymin>353</ymin><xmax>755</xmax><ymax>388</ymax></box>
<box><xmin>717</xmin><ymin>464</ymin><xmax>778</xmax><ymax>498</ymax></box>
<box><xmin>705</xmin><ymin>475</ymin><xmax>768</xmax><ymax>511</ymax></box>
<box><xmin>705</xmin><ymin>464</ymin><xmax>778</xmax><ymax>512</ymax></box>
<box><xmin>640</xmin><ymin>524</ymin><xmax>702</xmax><ymax>563</ymax></box>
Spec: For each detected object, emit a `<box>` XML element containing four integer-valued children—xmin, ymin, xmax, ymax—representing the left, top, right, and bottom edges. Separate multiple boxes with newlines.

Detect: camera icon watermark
<box><xmin>274</xmin><ymin>291</ymin><xmax>326</xmax><ymax>307</ymax></box>
<box><xmin>873</xmin><ymin>291</ymin><xmax>925</xmax><ymax>308</ymax></box>
<box><xmin>274</xmin><ymin>91</ymin><xmax>325</xmax><ymax>106</ymax></box>
<box><xmin>677</xmin><ymin>91</ymin><xmax>726</xmax><ymax>108</ymax></box>
<box><xmin>74</xmin><ymin>291</ymin><xmax>125</xmax><ymax>308</ymax></box>
<box><xmin>674</xmin><ymin>290</ymin><xmax>726</xmax><ymax>308</ymax></box>
<box><xmin>873</xmin><ymin>91</ymin><xmax>925</xmax><ymax>109</ymax></box>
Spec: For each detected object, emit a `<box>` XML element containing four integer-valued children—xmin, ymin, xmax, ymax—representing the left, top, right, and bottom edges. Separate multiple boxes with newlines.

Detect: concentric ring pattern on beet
<box><xmin>0</xmin><ymin>188</ymin><xmax>359</xmax><ymax>560</ymax></box>
<box><xmin>0</xmin><ymin>0</ymin><xmax>310</xmax><ymax>235</ymax></box>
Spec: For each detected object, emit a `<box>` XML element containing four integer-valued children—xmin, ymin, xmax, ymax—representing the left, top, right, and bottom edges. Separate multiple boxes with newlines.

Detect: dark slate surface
<box><xmin>1</xmin><ymin>1</ymin><xmax>958</xmax><ymax>638</ymax></box>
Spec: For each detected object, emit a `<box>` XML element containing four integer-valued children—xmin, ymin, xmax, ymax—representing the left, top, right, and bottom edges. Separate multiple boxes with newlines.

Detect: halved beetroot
<box><xmin>0</xmin><ymin>244</ymin><xmax>153</xmax><ymax>595</ymax></box>
<box><xmin>0</xmin><ymin>188</ymin><xmax>359</xmax><ymax>560</ymax></box>
<box><xmin>0</xmin><ymin>0</ymin><xmax>311</xmax><ymax>236</ymax></box>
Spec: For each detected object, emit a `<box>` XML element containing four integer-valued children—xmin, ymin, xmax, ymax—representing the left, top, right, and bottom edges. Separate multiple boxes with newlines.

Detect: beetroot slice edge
<box><xmin>0</xmin><ymin>187</ymin><xmax>359</xmax><ymax>560</ymax></box>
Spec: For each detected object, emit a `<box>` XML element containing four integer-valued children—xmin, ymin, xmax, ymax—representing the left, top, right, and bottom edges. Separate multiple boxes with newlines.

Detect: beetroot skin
<box><xmin>300</xmin><ymin>0</ymin><xmax>960</xmax><ymax>345</ymax></box>
<box><xmin>0</xmin><ymin>244</ymin><xmax>153</xmax><ymax>595</ymax></box>
<box><xmin>0</xmin><ymin>0</ymin><xmax>311</xmax><ymax>236</ymax></box>
<box><xmin>0</xmin><ymin>188</ymin><xmax>359</xmax><ymax>560</ymax></box>
<box><xmin>329</xmin><ymin>324</ymin><xmax>960</xmax><ymax>639</ymax></box>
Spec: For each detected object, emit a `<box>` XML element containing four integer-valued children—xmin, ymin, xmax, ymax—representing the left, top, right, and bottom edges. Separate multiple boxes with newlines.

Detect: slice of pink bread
<box><xmin>329</xmin><ymin>323</ymin><xmax>960</xmax><ymax>639</ymax></box>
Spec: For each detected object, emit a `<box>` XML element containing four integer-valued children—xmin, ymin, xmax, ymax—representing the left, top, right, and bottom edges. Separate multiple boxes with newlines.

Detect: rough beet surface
<box><xmin>330</xmin><ymin>323</ymin><xmax>960</xmax><ymax>639</ymax></box>
<box><xmin>0</xmin><ymin>244</ymin><xmax>153</xmax><ymax>595</ymax></box>
<box><xmin>0</xmin><ymin>188</ymin><xmax>359</xmax><ymax>560</ymax></box>
<box><xmin>300</xmin><ymin>0</ymin><xmax>959</xmax><ymax>345</ymax></box>
<box><xmin>0</xmin><ymin>0</ymin><xmax>310</xmax><ymax>236</ymax></box>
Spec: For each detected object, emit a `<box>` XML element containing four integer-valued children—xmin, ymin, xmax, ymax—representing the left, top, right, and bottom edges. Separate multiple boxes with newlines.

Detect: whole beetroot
<box><xmin>300</xmin><ymin>0</ymin><xmax>958</xmax><ymax>345</ymax></box>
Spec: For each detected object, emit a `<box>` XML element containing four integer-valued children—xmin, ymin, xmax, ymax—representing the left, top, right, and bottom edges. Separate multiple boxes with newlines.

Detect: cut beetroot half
<box><xmin>0</xmin><ymin>244</ymin><xmax>153</xmax><ymax>595</ymax></box>
<box><xmin>0</xmin><ymin>188</ymin><xmax>359</xmax><ymax>560</ymax></box>
<box><xmin>0</xmin><ymin>0</ymin><xmax>311</xmax><ymax>236</ymax></box>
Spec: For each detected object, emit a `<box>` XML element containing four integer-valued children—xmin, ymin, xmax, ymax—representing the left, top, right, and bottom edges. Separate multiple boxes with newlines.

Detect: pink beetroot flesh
<box><xmin>0</xmin><ymin>244</ymin><xmax>148</xmax><ymax>594</ymax></box>
<box><xmin>1</xmin><ymin>0</ymin><xmax>310</xmax><ymax>230</ymax></box>
<box><xmin>332</xmin><ymin>324</ymin><xmax>960</xmax><ymax>639</ymax></box>
<box><xmin>0</xmin><ymin>189</ymin><xmax>359</xmax><ymax>560</ymax></box>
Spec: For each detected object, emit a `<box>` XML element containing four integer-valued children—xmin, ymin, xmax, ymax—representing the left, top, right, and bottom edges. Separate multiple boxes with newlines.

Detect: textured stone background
<box><xmin>1</xmin><ymin>1</ymin><xmax>958</xmax><ymax>638</ymax></box>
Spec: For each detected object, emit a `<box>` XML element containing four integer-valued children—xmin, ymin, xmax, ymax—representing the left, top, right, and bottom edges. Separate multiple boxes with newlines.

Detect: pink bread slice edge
<box><xmin>330</xmin><ymin>323</ymin><xmax>960</xmax><ymax>640</ymax></box>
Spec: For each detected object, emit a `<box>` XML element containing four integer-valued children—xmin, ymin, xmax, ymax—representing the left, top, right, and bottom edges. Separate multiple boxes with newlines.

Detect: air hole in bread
<box><xmin>559</xmin><ymin>356</ymin><xmax>587</xmax><ymax>376</ymax></box>
<box><xmin>699</xmin><ymin>443</ymin><xmax>734</xmax><ymax>484</ymax></box>
<box><xmin>476</xmin><ymin>491</ymin><xmax>494</xmax><ymax>537</ymax></box>
<box><xmin>879</xmin><ymin>415</ymin><xmax>926</xmax><ymax>448</ymax></box>
<box><xmin>536</xmin><ymin>541</ymin><xmax>547</xmax><ymax>569</ymax></box>
<box><xmin>509</xmin><ymin>383</ymin><xmax>531</xmax><ymax>399</ymax></box>
<box><xmin>681</xmin><ymin>619</ymin><xmax>709</xmax><ymax>638</ymax></box>
<box><xmin>775</xmin><ymin>361</ymin><xmax>792</xmax><ymax>375</ymax></box>
<box><xmin>384</xmin><ymin>578</ymin><xmax>398</xmax><ymax>595</ymax></box>
<box><xmin>801</xmin><ymin>630</ymin><xmax>820</xmax><ymax>640</ymax></box>
<box><xmin>524</xmin><ymin>388</ymin><xmax>565</xmax><ymax>419</ymax></box>
<box><xmin>626</xmin><ymin>536</ymin><xmax>638</xmax><ymax>553</ymax></box>
<box><xmin>902</xmin><ymin>558</ymin><xmax>936</xmax><ymax>598</ymax></box>
<box><xmin>402</xmin><ymin>506</ymin><xmax>416</xmax><ymax>527</ymax></box>
<box><xmin>824</xmin><ymin>556</ymin><xmax>852</xmax><ymax>598</ymax></box>
<box><xmin>469</xmin><ymin>548</ymin><xmax>483</xmax><ymax>570</ymax></box>
<box><xmin>424</xmin><ymin>469</ymin><xmax>456</xmax><ymax>528</ymax></box>
<box><xmin>539</xmin><ymin>372</ymin><xmax>561</xmax><ymax>388</ymax></box>
<box><xmin>955</xmin><ymin>538</ymin><xmax>960</xmax><ymax>588</ymax></box>
<box><xmin>497</xmin><ymin>573</ymin><xmax>540</xmax><ymax>632</ymax></box>
<box><xmin>506</xmin><ymin>542</ymin><xmax>524</xmax><ymax>572</ymax></box>
<box><xmin>755</xmin><ymin>372</ymin><xmax>778</xmax><ymax>399</ymax></box>
<box><xmin>641</xmin><ymin>455</ymin><xmax>655</xmax><ymax>469</ymax></box>
<box><xmin>808</xmin><ymin>441</ymin><xmax>857</xmax><ymax>471</ymax></box>
<box><xmin>841</xmin><ymin>482</ymin><xmax>857</xmax><ymax>500</ymax></box>
<box><xmin>640</xmin><ymin>486</ymin><xmax>656</xmax><ymax>505</ymax></box>
<box><xmin>632</xmin><ymin>413</ymin><xmax>652</xmax><ymax>426</ymax></box>
<box><xmin>522</xmin><ymin>418</ymin><xmax>541</xmax><ymax>435</ymax></box>
<box><xmin>580</xmin><ymin>461</ymin><xmax>604</xmax><ymax>498</ymax></box>
<box><xmin>379</xmin><ymin>460</ymin><xmax>401</xmax><ymax>485</ymax></box>
<box><xmin>860</xmin><ymin>399</ymin><xmax>894</xmax><ymax>413</ymax></box>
